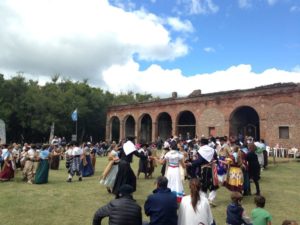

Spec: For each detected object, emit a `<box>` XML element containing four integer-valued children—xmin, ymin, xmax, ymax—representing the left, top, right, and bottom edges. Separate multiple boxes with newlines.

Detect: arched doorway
<box><xmin>230</xmin><ymin>106</ymin><xmax>260</xmax><ymax>141</ymax></box>
<box><xmin>177</xmin><ymin>110</ymin><xmax>196</xmax><ymax>140</ymax></box>
<box><xmin>125</xmin><ymin>115</ymin><xmax>135</xmax><ymax>138</ymax></box>
<box><xmin>157</xmin><ymin>112</ymin><xmax>172</xmax><ymax>141</ymax></box>
<box><xmin>110</xmin><ymin>116</ymin><xmax>120</xmax><ymax>143</ymax></box>
<box><xmin>139</xmin><ymin>114</ymin><xmax>152</xmax><ymax>144</ymax></box>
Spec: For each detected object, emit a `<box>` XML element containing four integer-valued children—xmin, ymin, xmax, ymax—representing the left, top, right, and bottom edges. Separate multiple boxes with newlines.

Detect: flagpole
<box><xmin>76</xmin><ymin>120</ymin><xmax>78</xmax><ymax>141</ymax></box>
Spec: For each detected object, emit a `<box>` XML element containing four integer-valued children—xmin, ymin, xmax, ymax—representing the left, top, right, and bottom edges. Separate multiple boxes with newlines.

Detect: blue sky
<box><xmin>0</xmin><ymin>0</ymin><xmax>300</xmax><ymax>96</ymax></box>
<box><xmin>111</xmin><ymin>0</ymin><xmax>300</xmax><ymax>74</ymax></box>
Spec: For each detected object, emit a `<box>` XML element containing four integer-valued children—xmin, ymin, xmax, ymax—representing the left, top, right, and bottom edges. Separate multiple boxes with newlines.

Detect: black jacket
<box><xmin>92</xmin><ymin>195</ymin><xmax>142</xmax><ymax>225</ymax></box>
<box><xmin>144</xmin><ymin>188</ymin><xmax>178</xmax><ymax>225</ymax></box>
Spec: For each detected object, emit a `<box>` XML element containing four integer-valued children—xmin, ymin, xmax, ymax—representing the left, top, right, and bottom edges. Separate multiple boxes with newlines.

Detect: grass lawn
<box><xmin>1</xmin><ymin>156</ymin><xmax>299</xmax><ymax>225</ymax></box>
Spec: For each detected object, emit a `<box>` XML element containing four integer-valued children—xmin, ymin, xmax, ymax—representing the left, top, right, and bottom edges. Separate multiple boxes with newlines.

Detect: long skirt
<box><xmin>81</xmin><ymin>155</ymin><xmax>94</xmax><ymax>177</ymax></box>
<box><xmin>201</xmin><ymin>165</ymin><xmax>219</xmax><ymax>193</ymax></box>
<box><xmin>35</xmin><ymin>159</ymin><xmax>49</xmax><ymax>184</ymax></box>
<box><xmin>112</xmin><ymin>160</ymin><xmax>136</xmax><ymax>195</ymax></box>
<box><xmin>50</xmin><ymin>155</ymin><xmax>60</xmax><ymax>170</ymax></box>
<box><xmin>0</xmin><ymin>161</ymin><xmax>14</xmax><ymax>181</ymax></box>
<box><xmin>224</xmin><ymin>166</ymin><xmax>244</xmax><ymax>192</ymax></box>
<box><xmin>70</xmin><ymin>156</ymin><xmax>81</xmax><ymax>176</ymax></box>
<box><xmin>165</xmin><ymin>166</ymin><xmax>184</xmax><ymax>202</ymax></box>
<box><xmin>100</xmin><ymin>164</ymin><xmax>119</xmax><ymax>188</ymax></box>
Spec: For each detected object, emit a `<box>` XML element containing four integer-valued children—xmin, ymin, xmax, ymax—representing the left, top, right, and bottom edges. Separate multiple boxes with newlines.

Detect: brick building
<box><xmin>106</xmin><ymin>83</ymin><xmax>300</xmax><ymax>148</ymax></box>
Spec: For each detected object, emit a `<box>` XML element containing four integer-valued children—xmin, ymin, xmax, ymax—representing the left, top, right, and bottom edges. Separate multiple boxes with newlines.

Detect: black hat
<box><xmin>200</xmin><ymin>138</ymin><xmax>209</xmax><ymax>145</ymax></box>
<box><xmin>118</xmin><ymin>184</ymin><xmax>134</xmax><ymax>196</ymax></box>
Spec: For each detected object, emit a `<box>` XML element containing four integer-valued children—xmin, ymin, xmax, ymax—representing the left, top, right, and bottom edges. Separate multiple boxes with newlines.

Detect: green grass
<box><xmin>1</xmin><ymin>157</ymin><xmax>299</xmax><ymax>225</ymax></box>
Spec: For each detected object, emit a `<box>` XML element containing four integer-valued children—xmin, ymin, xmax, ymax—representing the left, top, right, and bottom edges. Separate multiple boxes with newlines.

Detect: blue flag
<box><xmin>71</xmin><ymin>109</ymin><xmax>78</xmax><ymax>121</ymax></box>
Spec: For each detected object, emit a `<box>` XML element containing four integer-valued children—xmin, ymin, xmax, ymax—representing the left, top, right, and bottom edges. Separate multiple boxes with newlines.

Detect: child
<box><xmin>226</xmin><ymin>191</ymin><xmax>252</xmax><ymax>225</ymax></box>
<box><xmin>251</xmin><ymin>195</ymin><xmax>272</xmax><ymax>225</ymax></box>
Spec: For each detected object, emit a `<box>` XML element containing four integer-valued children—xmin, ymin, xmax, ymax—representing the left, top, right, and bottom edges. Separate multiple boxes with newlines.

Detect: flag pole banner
<box><xmin>71</xmin><ymin>109</ymin><xmax>78</xmax><ymax>121</ymax></box>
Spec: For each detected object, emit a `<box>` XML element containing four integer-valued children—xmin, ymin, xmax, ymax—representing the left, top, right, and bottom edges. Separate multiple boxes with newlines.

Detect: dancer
<box><xmin>81</xmin><ymin>143</ymin><xmax>94</xmax><ymax>177</ymax></box>
<box><xmin>0</xmin><ymin>145</ymin><xmax>15</xmax><ymax>181</ymax></box>
<box><xmin>189</xmin><ymin>138</ymin><xmax>219</xmax><ymax>206</ymax></box>
<box><xmin>112</xmin><ymin>137</ymin><xmax>146</xmax><ymax>195</ymax></box>
<box><xmin>100</xmin><ymin>144</ymin><xmax>120</xmax><ymax>193</ymax></box>
<box><xmin>224</xmin><ymin>146</ymin><xmax>244</xmax><ymax>193</ymax></box>
<box><xmin>35</xmin><ymin>145</ymin><xmax>50</xmax><ymax>184</ymax></box>
<box><xmin>67</xmin><ymin>141</ymin><xmax>83</xmax><ymax>182</ymax></box>
<box><xmin>160</xmin><ymin>140</ymin><xmax>185</xmax><ymax>202</ymax></box>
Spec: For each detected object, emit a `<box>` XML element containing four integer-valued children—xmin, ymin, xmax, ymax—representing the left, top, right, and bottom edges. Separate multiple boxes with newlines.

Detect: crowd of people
<box><xmin>0</xmin><ymin>134</ymin><xmax>298</xmax><ymax>225</ymax></box>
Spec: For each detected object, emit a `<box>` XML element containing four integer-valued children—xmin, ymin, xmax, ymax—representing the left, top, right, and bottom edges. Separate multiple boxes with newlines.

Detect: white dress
<box><xmin>178</xmin><ymin>195</ymin><xmax>214</xmax><ymax>225</ymax></box>
<box><xmin>164</xmin><ymin>150</ymin><xmax>184</xmax><ymax>199</ymax></box>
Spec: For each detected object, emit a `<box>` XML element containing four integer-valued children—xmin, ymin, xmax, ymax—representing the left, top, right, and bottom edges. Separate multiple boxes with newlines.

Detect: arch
<box><xmin>110</xmin><ymin>116</ymin><xmax>120</xmax><ymax>143</ymax></box>
<box><xmin>176</xmin><ymin>110</ymin><xmax>196</xmax><ymax>140</ymax></box>
<box><xmin>229</xmin><ymin>106</ymin><xmax>260</xmax><ymax>141</ymax></box>
<box><xmin>156</xmin><ymin>112</ymin><xmax>172</xmax><ymax>141</ymax></box>
<box><xmin>125</xmin><ymin>115</ymin><xmax>135</xmax><ymax>138</ymax></box>
<box><xmin>139</xmin><ymin>114</ymin><xmax>152</xmax><ymax>144</ymax></box>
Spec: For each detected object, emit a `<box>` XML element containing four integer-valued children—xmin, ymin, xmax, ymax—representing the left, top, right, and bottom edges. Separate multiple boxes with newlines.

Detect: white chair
<box><xmin>266</xmin><ymin>146</ymin><xmax>272</xmax><ymax>156</ymax></box>
<box><xmin>288</xmin><ymin>147</ymin><xmax>298</xmax><ymax>159</ymax></box>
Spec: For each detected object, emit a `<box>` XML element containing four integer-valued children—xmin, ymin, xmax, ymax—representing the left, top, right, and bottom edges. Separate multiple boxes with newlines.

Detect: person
<box><xmin>22</xmin><ymin>144</ymin><xmax>37</xmax><ymax>184</ymax></box>
<box><xmin>190</xmin><ymin>138</ymin><xmax>219</xmax><ymax>206</ymax></box>
<box><xmin>178</xmin><ymin>178</ymin><xmax>214</xmax><ymax>225</ymax></box>
<box><xmin>137</xmin><ymin>144</ymin><xmax>150</xmax><ymax>179</ymax></box>
<box><xmin>144</xmin><ymin>176</ymin><xmax>178</xmax><ymax>225</ymax></box>
<box><xmin>112</xmin><ymin>137</ymin><xmax>147</xmax><ymax>195</ymax></box>
<box><xmin>160</xmin><ymin>139</ymin><xmax>185</xmax><ymax>202</ymax></box>
<box><xmin>34</xmin><ymin>144</ymin><xmax>50</xmax><ymax>184</ymax></box>
<box><xmin>92</xmin><ymin>184</ymin><xmax>142</xmax><ymax>225</ymax></box>
<box><xmin>217</xmin><ymin>137</ymin><xmax>230</xmax><ymax>184</ymax></box>
<box><xmin>81</xmin><ymin>143</ymin><xmax>94</xmax><ymax>177</ymax></box>
<box><xmin>100</xmin><ymin>144</ymin><xmax>120</xmax><ymax>193</ymax></box>
<box><xmin>224</xmin><ymin>146</ymin><xmax>244</xmax><ymax>193</ymax></box>
<box><xmin>226</xmin><ymin>191</ymin><xmax>252</xmax><ymax>225</ymax></box>
<box><xmin>49</xmin><ymin>144</ymin><xmax>61</xmax><ymax>170</ymax></box>
<box><xmin>247</xmin><ymin>143</ymin><xmax>261</xmax><ymax>195</ymax></box>
<box><xmin>67</xmin><ymin>141</ymin><xmax>83</xmax><ymax>182</ymax></box>
<box><xmin>0</xmin><ymin>145</ymin><xmax>15</xmax><ymax>181</ymax></box>
<box><xmin>251</xmin><ymin>195</ymin><xmax>272</xmax><ymax>225</ymax></box>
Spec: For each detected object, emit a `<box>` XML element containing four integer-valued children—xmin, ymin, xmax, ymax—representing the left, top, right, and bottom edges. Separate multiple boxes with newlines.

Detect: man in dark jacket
<box><xmin>93</xmin><ymin>184</ymin><xmax>142</xmax><ymax>225</ymax></box>
<box><xmin>144</xmin><ymin>176</ymin><xmax>178</xmax><ymax>225</ymax></box>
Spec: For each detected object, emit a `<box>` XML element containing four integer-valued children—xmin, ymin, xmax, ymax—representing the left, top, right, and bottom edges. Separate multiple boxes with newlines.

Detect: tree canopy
<box><xmin>0</xmin><ymin>74</ymin><xmax>158</xmax><ymax>143</ymax></box>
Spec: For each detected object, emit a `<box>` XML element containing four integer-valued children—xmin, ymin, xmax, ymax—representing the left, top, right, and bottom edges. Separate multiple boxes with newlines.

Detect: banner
<box><xmin>71</xmin><ymin>109</ymin><xmax>78</xmax><ymax>121</ymax></box>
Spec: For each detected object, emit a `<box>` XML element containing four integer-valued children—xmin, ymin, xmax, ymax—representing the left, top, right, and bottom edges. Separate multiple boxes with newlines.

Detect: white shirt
<box><xmin>72</xmin><ymin>147</ymin><xmax>83</xmax><ymax>156</ymax></box>
<box><xmin>178</xmin><ymin>195</ymin><xmax>214</xmax><ymax>225</ymax></box>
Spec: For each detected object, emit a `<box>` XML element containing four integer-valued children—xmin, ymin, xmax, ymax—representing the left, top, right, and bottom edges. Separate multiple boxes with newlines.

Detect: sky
<box><xmin>0</xmin><ymin>0</ymin><xmax>300</xmax><ymax>97</ymax></box>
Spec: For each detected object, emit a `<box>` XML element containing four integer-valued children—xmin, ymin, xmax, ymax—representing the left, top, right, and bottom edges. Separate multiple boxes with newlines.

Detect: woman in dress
<box><xmin>50</xmin><ymin>145</ymin><xmax>61</xmax><ymax>170</ymax></box>
<box><xmin>137</xmin><ymin>144</ymin><xmax>150</xmax><ymax>179</ymax></box>
<box><xmin>112</xmin><ymin>137</ymin><xmax>147</xmax><ymax>195</ymax></box>
<box><xmin>0</xmin><ymin>145</ymin><xmax>15</xmax><ymax>181</ymax></box>
<box><xmin>247</xmin><ymin>143</ymin><xmax>261</xmax><ymax>195</ymax></box>
<box><xmin>178</xmin><ymin>178</ymin><xmax>214</xmax><ymax>225</ymax></box>
<box><xmin>100</xmin><ymin>144</ymin><xmax>120</xmax><ymax>193</ymax></box>
<box><xmin>35</xmin><ymin>145</ymin><xmax>50</xmax><ymax>184</ymax></box>
<box><xmin>224</xmin><ymin>146</ymin><xmax>244</xmax><ymax>193</ymax></box>
<box><xmin>81</xmin><ymin>144</ymin><xmax>94</xmax><ymax>177</ymax></box>
<box><xmin>160</xmin><ymin>140</ymin><xmax>185</xmax><ymax>202</ymax></box>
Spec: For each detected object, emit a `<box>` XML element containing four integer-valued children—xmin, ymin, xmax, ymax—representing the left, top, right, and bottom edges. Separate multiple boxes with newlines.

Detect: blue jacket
<box><xmin>226</xmin><ymin>203</ymin><xmax>244</xmax><ymax>225</ymax></box>
<box><xmin>144</xmin><ymin>187</ymin><xmax>177</xmax><ymax>225</ymax></box>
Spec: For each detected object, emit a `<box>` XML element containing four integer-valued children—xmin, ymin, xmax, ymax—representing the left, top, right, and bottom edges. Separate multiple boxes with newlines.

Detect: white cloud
<box><xmin>238</xmin><ymin>0</ymin><xmax>252</xmax><ymax>9</ymax></box>
<box><xmin>267</xmin><ymin>0</ymin><xmax>277</xmax><ymax>6</ymax></box>
<box><xmin>290</xmin><ymin>5</ymin><xmax>300</xmax><ymax>12</ymax></box>
<box><xmin>189</xmin><ymin>0</ymin><xmax>219</xmax><ymax>15</ymax></box>
<box><xmin>0</xmin><ymin>0</ymin><xmax>190</xmax><ymax>84</ymax></box>
<box><xmin>203</xmin><ymin>47</ymin><xmax>216</xmax><ymax>53</ymax></box>
<box><xmin>103</xmin><ymin>62</ymin><xmax>300</xmax><ymax>97</ymax></box>
<box><xmin>167</xmin><ymin>17</ymin><xmax>194</xmax><ymax>33</ymax></box>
